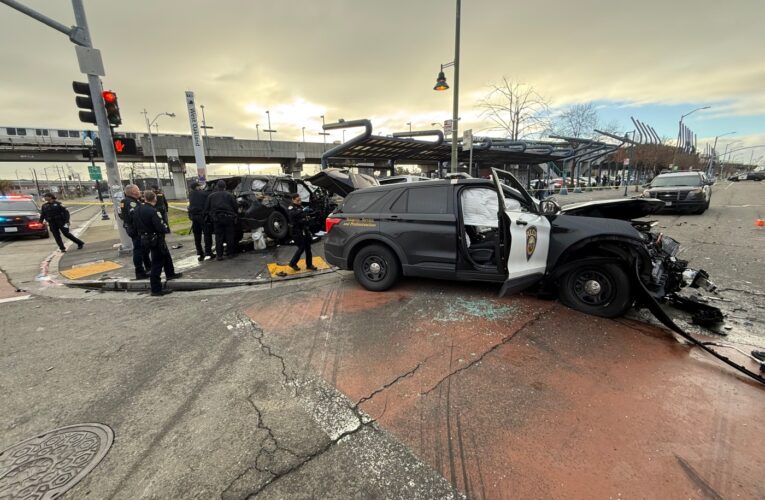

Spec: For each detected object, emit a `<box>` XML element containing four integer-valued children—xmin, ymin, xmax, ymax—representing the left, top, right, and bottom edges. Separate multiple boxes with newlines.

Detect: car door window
<box><xmin>273</xmin><ymin>181</ymin><xmax>291</xmax><ymax>194</ymax></box>
<box><xmin>251</xmin><ymin>179</ymin><xmax>268</xmax><ymax>192</ymax></box>
<box><xmin>296</xmin><ymin>183</ymin><xmax>311</xmax><ymax>202</ymax></box>
<box><xmin>407</xmin><ymin>186</ymin><xmax>449</xmax><ymax>214</ymax></box>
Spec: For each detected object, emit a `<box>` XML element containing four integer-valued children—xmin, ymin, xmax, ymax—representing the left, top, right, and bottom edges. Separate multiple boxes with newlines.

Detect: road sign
<box><xmin>87</xmin><ymin>165</ymin><xmax>103</xmax><ymax>180</ymax></box>
<box><xmin>444</xmin><ymin>119</ymin><xmax>453</xmax><ymax>136</ymax></box>
<box><xmin>464</xmin><ymin>129</ymin><xmax>473</xmax><ymax>150</ymax></box>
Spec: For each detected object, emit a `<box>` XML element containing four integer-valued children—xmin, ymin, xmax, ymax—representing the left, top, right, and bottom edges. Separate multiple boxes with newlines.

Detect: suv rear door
<box><xmin>383</xmin><ymin>184</ymin><xmax>456</xmax><ymax>278</ymax></box>
<box><xmin>491</xmin><ymin>169</ymin><xmax>551</xmax><ymax>295</ymax></box>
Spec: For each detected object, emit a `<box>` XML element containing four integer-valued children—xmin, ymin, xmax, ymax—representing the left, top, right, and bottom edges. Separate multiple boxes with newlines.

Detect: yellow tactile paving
<box><xmin>267</xmin><ymin>257</ymin><xmax>330</xmax><ymax>278</ymax></box>
<box><xmin>60</xmin><ymin>260</ymin><xmax>123</xmax><ymax>279</ymax></box>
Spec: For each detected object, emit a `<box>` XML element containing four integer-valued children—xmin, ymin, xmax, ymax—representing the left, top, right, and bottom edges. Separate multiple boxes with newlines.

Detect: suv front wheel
<box><xmin>353</xmin><ymin>244</ymin><xmax>400</xmax><ymax>291</ymax></box>
<box><xmin>558</xmin><ymin>262</ymin><xmax>632</xmax><ymax>318</ymax></box>
<box><xmin>265</xmin><ymin>211</ymin><xmax>288</xmax><ymax>240</ymax></box>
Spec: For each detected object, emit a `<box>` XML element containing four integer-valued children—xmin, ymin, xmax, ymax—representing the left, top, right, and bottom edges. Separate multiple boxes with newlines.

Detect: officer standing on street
<box><xmin>204</xmin><ymin>180</ymin><xmax>238</xmax><ymax>260</ymax></box>
<box><xmin>152</xmin><ymin>185</ymin><xmax>170</xmax><ymax>225</ymax></box>
<box><xmin>118</xmin><ymin>184</ymin><xmax>151</xmax><ymax>279</ymax></box>
<box><xmin>287</xmin><ymin>193</ymin><xmax>317</xmax><ymax>272</ymax></box>
<box><xmin>133</xmin><ymin>190</ymin><xmax>182</xmax><ymax>297</ymax></box>
<box><xmin>187</xmin><ymin>181</ymin><xmax>214</xmax><ymax>261</ymax></box>
<box><xmin>39</xmin><ymin>192</ymin><xmax>84</xmax><ymax>252</ymax></box>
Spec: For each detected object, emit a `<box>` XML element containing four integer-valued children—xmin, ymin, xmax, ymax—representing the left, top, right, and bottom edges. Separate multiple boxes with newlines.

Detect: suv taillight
<box><xmin>325</xmin><ymin>217</ymin><xmax>342</xmax><ymax>233</ymax></box>
<box><xmin>28</xmin><ymin>221</ymin><xmax>44</xmax><ymax>230</ymax></box>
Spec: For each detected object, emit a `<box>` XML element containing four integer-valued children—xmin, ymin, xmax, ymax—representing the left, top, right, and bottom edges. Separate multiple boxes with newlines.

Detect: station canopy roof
<box><xmin>324</xmin><ymin>134</ymin><xmax>577</xmax><ymax>166</ymax></box>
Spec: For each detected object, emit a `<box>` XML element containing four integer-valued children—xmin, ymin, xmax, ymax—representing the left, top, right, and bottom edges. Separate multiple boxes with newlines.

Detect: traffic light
<box><xmin>102</xmin><ymin>90</ymin><xmax>122</xmax><ymax>127</ymax></box>
<box><xmin>73</xmin><ymin>81</ymin><xmax>97</xmax><ymax>125</ymax></box>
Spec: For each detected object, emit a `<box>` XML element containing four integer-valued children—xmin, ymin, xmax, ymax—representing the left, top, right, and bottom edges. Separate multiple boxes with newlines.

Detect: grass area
<box><xmin>168</xmin><ymin>207</ymin><xmax>192</xmax><ymax>236</ymax></box>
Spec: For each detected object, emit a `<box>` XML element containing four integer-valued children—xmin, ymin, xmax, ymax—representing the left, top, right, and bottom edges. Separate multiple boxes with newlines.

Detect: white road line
<box><xmin>724</xmin><ymin>182</ymin><xmax>735</xmax><ymax>190</ymax></box>
<box><xmin>0</xmin><ymin>294</ymin><xmax>31</xmax><ymax>304</ymax></box>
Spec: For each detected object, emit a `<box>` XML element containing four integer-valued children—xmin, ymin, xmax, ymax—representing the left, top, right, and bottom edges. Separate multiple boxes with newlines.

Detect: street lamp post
<box><xmin>673</xmin><ymin>106</ymin><xmax>710</xmax><ymax>166</ymax></box>
<box><xmin>264</xmin><ymin>110</ymin><xmax>277</xmax><ymax>152</ymax></box>
<box><xmin>708</xmin><ymin>131</ymin><xmax>735</xmax><ymax>177</ymax></box>
<box><xmin>143</xmin><ymin>109</ymin><xmax>175</xmax><ymax>189</ymax></box>
<box><xmin>320</xmin><ymin>115</ymin><xmax>330</xmax><ymax>153</ymax></box>
<box><xmin>406</xmin><ymin>122</ymin><xmax>412</xmax><ymax>133</ymax></box>
<box><xmin>302</xmin><ymin>126</ymin><xmax>306</xmax><ymax>144</ymax></box>
<box><xmin>432</xmin><ymin>0</ymin><xmax>461</xmax><ymax>174</ymax></box>
<box><xmin>255</xmin><ymin>124</ymin><xmax>260</xmax><ymax>141</ymax></box>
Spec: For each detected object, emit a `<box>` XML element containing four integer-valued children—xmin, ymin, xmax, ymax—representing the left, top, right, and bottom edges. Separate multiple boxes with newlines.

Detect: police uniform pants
<box><xmin>289</xmin><ymin>232</ymin><xmax>313</xmax><ymax>268</ymax></box>
<box><xmin>50</xmin><ymin>224</ymin><xmax>84</xmax><ymax>250</ymax></box>
<box><xmin>214</xmin><ymin>219</ymin><xmax>237</xmax><ymax>257</ymax></box>
<box><xmin>191</xmin><ymin>216</ymin><xmax>214</xmax><ymax>257</ymax></box>
<box><xmin>149</xmin><ymin>241</ymin><xmax>175</xmax><ymax>293</ymax></box>
<box><xmin>131</xmin><ymin>235</ymin><xmax>152</xmax><ymax>274</ymax></box>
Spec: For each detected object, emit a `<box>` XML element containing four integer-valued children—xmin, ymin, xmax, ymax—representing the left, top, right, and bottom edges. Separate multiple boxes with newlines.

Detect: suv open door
<box><xmin>491</xmin><ymin>168</ymin><xmax>552</xmax><ymax>296</ymax></box>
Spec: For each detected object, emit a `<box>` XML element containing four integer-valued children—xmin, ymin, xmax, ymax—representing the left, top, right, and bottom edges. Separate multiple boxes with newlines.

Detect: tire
<box><xmin>353</xmin><ymin>244</ymin><xmax>400</xmax><ymax>292</ymax></box>
<box><xmin>558</xmin><ymin>262</ymin><xmax>633</xmax><ymax>318</ymax></box>
<box><xmin>40</xmin><ymin>231</ymin><xmax>50</xmax><ymax>239</ymax></box>
<box><xmin>265</xmin><ymin>211</ymin><xmax>288</xmax><ymax>240</ymax></box>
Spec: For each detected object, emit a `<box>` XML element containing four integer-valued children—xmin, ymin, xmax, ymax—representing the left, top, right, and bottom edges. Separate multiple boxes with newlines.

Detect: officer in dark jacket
<box><xmin>152</xmin><ymin>185</ymin><xmax>170</xmax><ymax>224</ymax></box>
<box><xmin>287</xmin><ymin>193</ymin><xmax>317</xmax><ymax>272</ymax></box>
<box><xmin>133</xmin><ymin>190</ymin><xmax>182</xmax><ymax>296</ymax></box>
<box><xmin>118</xmin><ymin>184</ymin><xmax>151</xmax><ymax>279</ymax></box>
<box><xmin>187</xmin><ymin>181</ymin><xmax>214</xmax><ymax>260</ymax></box>
<box><xmin>39</xmin><ymin>192</ymin><xmax>84</xmax><ymax>252</ymax></box>
<box><xmin>204</xmin><ymin>180</ymin><xmax>238</xmax><ymax>260</ymax></box>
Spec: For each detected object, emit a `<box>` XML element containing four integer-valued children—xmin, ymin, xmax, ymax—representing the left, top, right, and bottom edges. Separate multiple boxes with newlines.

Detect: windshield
<box><xmin>0</xmin><ymin>199</ymin><xmax>37</xmax><ymax>211</ymax></box>
<box><xmin>650</xmin><ymin>175</ymin><xmax>701</xmax><ymax>187</ymax></box>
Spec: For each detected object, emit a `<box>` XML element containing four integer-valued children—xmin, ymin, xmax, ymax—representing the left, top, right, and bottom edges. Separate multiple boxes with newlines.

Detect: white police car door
<box><xmin>491</xmin><ymin>169</ymin><xmax>551</xmax><ymax>295</ymax></box>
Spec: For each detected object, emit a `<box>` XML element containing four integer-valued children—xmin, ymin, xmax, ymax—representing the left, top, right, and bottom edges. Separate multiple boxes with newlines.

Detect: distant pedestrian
<box><xmin>187</xmin><ymin>181</ymin><xmax>214</xmax><ymax>261</ymax></box>
<box><xmin>287</xmin><ymin>193</ymin><xmax>317</xmax><ymax>272</ymax></box>
<box><xmin>118</xmin><ymin>184</ymin><xmax>151</xmax><ymax>279</ymax></box>
<box><xmin>133</xmin><ymin>190</ymin><xmax>181</xmax><ymax>296</ymax></box>
<box><xmin>205</xmin><ymin>180</ymin><xmax>239</xmax><ymax>260</ymax></box>
<box><xmin>39</xmin><ymin>193</ymin><xmax>84</xmax><ymax>252</ymax></box>
<box><xmin>152</xmin><ymin>185</ymin><xmax>170</xmax><ymax>225</ymax></box>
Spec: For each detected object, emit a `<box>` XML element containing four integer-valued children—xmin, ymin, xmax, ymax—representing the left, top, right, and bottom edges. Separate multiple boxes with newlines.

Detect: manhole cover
<box><xmin>0</xmin><ymin>423</ymin><xmax>114</xmax><ymax>499</ymax></box>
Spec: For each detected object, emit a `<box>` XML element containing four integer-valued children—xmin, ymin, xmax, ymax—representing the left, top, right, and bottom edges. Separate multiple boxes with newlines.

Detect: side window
<box><xmin>7</xmin><ymin>128</ymin><xmax>17</xmax><ymax>136</ymax></box>
<box><xmin>390</xmin><ymin>190</ymin><xmax>408</xmax><ymax>213</ymax></box>
<box><xmin>69</xmin><ymin>131</ymin><xmax>80</xmax><ymax>138</ymax></box>
<box><xmin>36</xmin><ymin>129</ymin><xmax>43</xmax><ymax>136</ymax></box>
<box><xmin>296</xmin><ymin>183</ymin><xmax>311</xmax><ymax>202</ymax></box>
<box><xmin>343</xmin><ymin>191</ymin><xmax>384</xmax><ymax>213</ymax></box>
<box><xmin>43</xmin><ymin>129</ymin><xmax>49</xmax><ymax>136</ymax></box>
<box><xmin>407</xmin><ymin>186</ymin><xmax>449</xmax><ymax>214</ymax></box>
<box><xmin>273</xmin><ymin>181</ymin><xmax>291</xmax><ymax>193</ymax></box>
<box><xmin>17</xmin><ymin>128</ymin><xmax>27</xmax><ymax>136</ymax></box>
<box><xmin>251</xmin><ymin>179</ymin><xmax>268</xmax><ymax>191</ymax></box>
<box><xmin>57</xmin><ymin>130</ymin><xmax>69</xmax><ymax>138</ymax></box>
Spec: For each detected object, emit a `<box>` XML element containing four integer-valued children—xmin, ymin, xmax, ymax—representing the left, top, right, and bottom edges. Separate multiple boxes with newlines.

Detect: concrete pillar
<box><xmin>168</xmin><ymin>159</ymin><xmax>188</xmax><ymax>200</ymax></box>
<box><xmin>282</xmin><ymin>159</ymin><xmax>303</xmax><ymax>178</ymax></box>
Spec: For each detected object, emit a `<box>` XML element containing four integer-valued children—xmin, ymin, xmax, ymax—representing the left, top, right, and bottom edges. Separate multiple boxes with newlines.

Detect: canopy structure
<box><xmin>320</xmin><ymin>119</ymin><xmax>577</xmax><ymax>169</ymax></box>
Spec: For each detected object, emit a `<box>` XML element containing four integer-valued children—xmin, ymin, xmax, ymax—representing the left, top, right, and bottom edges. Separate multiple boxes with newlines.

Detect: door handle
<box><xmin>515</xmin><ymin>219</ymin><xmax>528</xmax><ymax>226</ymax></box>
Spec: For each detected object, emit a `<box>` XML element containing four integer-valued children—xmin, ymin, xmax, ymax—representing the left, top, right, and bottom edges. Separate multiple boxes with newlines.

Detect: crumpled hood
<box><xmin>559</xmin><ymin>198</ymin><xmax>665</xmax><ymax>220</ymax></box>
<box><xmin>306</xmin><ymin>168</ymin><xmax>379</xmax><ymax>197</ymax></box>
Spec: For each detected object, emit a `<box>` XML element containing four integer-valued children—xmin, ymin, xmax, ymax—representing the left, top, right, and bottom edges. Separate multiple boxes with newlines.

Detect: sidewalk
<box><xmin>57</xmin><ymin>221</ymin><xmax>333</xmax><ymax>291</ymax></box>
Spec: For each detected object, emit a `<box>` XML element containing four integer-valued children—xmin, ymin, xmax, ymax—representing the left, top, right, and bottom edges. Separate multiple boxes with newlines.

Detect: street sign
<box><xmin>464</xmin><ymin>129</ymin><xmax>473</xmax><ymax>150</ymax></box>
<box><xmin>87</xmin><ymin>165</ymin><xmax>103</xmax><ymax>180</ymax></box>
<box><xmin>444</xmin><ymin>119</ymin><xmax>453</xmax><ymax>136</ymax></box>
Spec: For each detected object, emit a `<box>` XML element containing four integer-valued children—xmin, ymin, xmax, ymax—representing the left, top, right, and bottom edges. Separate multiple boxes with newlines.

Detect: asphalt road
<box><xmin>0</xmin><ymin>182</ymin><xmax>763</xmax><ymax>499</ymax></box>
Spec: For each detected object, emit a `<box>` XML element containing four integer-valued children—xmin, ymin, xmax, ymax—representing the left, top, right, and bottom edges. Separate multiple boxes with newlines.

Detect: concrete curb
<box><xmin>60</xmin><ymin>268</ymin><xmax>338</xmax><ymax>292</ymax></box>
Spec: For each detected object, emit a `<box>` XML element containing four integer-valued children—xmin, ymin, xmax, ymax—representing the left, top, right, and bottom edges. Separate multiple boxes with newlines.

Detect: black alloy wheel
<box><xmin>353</xmin><ymin>244</ymin><xmax>400</xmax><ymax>292</ymax></box>
<box><xmin>265</xmin><ymin>211</ymin><xmax>288</xmax><ymax>240</ymax></box>
<box><xmin>559</xmin><ymin>262</ymin><xmax>632</xmax><ymax>318</ymax></box>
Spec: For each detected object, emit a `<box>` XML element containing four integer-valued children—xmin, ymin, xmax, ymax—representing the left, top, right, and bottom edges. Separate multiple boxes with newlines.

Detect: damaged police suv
<box><xmin>324</xmin><ymin>169</ymin><xmax>712</xmax><ymax>318</ymax></box>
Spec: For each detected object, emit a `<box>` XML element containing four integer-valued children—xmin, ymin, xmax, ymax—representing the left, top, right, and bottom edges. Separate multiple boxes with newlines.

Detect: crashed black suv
<box><xmin>324</xmin><ymin>169</ymin><xmax>713</xmax><ymax>318</ymax></box>
<box><xmin>208</xmin><ymin>175</ymin><xmax>334</xmax><ymax>241</ymax></box>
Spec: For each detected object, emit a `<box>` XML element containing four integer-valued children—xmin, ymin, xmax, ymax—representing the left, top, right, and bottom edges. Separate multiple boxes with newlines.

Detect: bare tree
<box><xmin>554</xmin><ymin>102</ymin><xmax>599</xmax><ymax>139</ymax></box>
<box><xmin>478</xmin><ymin>77</ymin><xmax>551</xmax><ymax>140</ymax></box>
<box><xmin>0</xmin><ymin>179</ymin><xmax>13</xmax><ymax>195</ymax></box>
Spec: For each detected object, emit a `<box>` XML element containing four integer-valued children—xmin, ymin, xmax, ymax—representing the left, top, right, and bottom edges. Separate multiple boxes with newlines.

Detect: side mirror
<box><xmin>540</xmin><ymin>198</ymin><xmax>561</xmax><ymax>216</ymax></box>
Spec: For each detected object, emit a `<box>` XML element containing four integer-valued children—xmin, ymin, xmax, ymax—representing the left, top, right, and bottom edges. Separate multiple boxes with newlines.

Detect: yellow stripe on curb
<box><xmin>60</xmin><ymin>260</ymin><xmax>123</xmax><ymax>279</ymax></box>
<box><xmin>268</xmin><ymin>257</ymin><xmax>330</xmax><ymax>278</ymax></box>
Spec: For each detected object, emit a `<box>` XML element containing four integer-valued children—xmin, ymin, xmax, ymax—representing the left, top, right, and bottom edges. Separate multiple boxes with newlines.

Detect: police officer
<box><xmin>152</xmin><ymin>185</ymin><xmax>169</xmax><ymax>224</ymax></box>
<box><xmin>187</xmin><ymin>181</ymin><xmax>214</xmax><ymax>261</ymax></box>
<box><xmin>287</xmin><ymin>193</ymin><xmax>317</xmax><ymax>272</ymax></box>
<box><xmin>133</xmin><ymin>190</ymin><xmax>182</xmax><ymax>297</ymax></box>
<box><xmin>204</xmin><ymin>180</ymin><xmax>238</xmax><ymax>260</ymax></box>
<box><xmin>39</xmin><ymin>192</ymin><xmax>84</xmax><ymax>252</ymax></box>
<box><xmin>118</xmin><ymin>184</ymin><xmax>151</xmax><ymax>279</ymax></box>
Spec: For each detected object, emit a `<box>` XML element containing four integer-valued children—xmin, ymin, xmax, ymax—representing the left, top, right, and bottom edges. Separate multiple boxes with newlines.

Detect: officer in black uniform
<box><xmin>152</xmin><ymin>185</ymin><xmax>170</xmax><ymax>225</ymax></box>
<box><xmin>39</xmin><ymin>192</ymin><xmax>84</xmax><ymax>252</ymax></box>
<box><xmin>287</xmin><ymin>193</ymin><xmax>317</xmax><ymax>272</ymax></box>
<box><xmin>118</xmin><ymin>184</ymin><xmax>151</xmax><ymax>279</ymax></box>
<box><xmin>133</xmin><ymin>190</ymin><xmax>182</xmax><ymax>296</ymax></box>
<box><xmin>187</xmin><ymin>181</ymin><xmax>214</xmax><ymax>261</ymax></box>
<box><xmin>204</xmin><ymin>180</ymin><xmax>238</xmax><ymax>260</ymax></box>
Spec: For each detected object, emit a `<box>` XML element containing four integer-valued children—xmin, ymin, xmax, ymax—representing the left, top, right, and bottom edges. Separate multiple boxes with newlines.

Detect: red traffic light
<box><xmin>102</xmin><ymin>91</ymin><xmax>117</xmax><ymax>104</ymax></box>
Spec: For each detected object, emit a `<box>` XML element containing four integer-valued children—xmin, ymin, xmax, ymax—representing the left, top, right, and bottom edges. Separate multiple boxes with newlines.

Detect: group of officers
<box><xmin>118</xmin><ymin>180</ymin><xmax>314</xmax><ymax>297</ymax></box>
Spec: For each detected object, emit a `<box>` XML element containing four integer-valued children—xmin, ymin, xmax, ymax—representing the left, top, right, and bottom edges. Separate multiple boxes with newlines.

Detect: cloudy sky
<box><xmin>1</xmin><ymin>0</ymin><xmax>764</xmax><ymax>178</ymax></box>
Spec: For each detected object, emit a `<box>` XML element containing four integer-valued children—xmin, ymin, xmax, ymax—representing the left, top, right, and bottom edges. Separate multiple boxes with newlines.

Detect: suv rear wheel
<box><xmin>353</xmin><ymin>244</ymin><xmax>400</xmax><ymax>291</ymax></box>
<box><xmin>265</xmin><ymin>211</ymin><xmax>288</xmax><ymax>240</ymax></box>
<box><xmin>558</xmin><ymin>262</ymin><xmax>632</xmax><ymax>318</ymax></box>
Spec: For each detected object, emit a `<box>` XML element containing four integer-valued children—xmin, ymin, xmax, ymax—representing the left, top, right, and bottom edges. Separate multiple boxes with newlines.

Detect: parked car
<box><xmin>728</xmin><ymin>171</ymin><xmax>765</xmax><ymax>182</ymax></box>
<box><xmin>378</xmin><ymin>175</ymin><xmax>431</xmax><ymax>185</ymax></box>
<box><xmin>0</xmin><ymin>195</ymin><xmax>48</xmax><ymax>239</ymax></box>
<box><xmin>322</xmin><ymin>169</ymin><xmax>712</xmax><ymax>319</ymax></box>
<box><xmin>642</xmin><ymin>171</ymin><xmax>712</xmax><ymax>214</ymax></box>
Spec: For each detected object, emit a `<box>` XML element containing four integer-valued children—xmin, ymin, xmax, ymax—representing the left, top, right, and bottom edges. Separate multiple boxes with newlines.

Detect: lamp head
<box><xmin>434</xmin><ymin>71</ymin><xmax>449</xmax><ymax>91</ymax></box>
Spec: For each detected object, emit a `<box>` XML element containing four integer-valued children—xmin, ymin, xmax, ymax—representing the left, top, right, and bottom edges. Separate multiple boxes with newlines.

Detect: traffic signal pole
<box><xmin>0</xmin><ymin>0</ymin><xmax>132</xmax><ymax>250</ymax></box>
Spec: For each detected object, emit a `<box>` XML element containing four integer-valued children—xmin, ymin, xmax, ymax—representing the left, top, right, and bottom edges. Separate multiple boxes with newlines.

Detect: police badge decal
<box><xmin>525</xmin><ymin>226</ymin><xmax>537</xmax><ymax>260</ymax></box>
